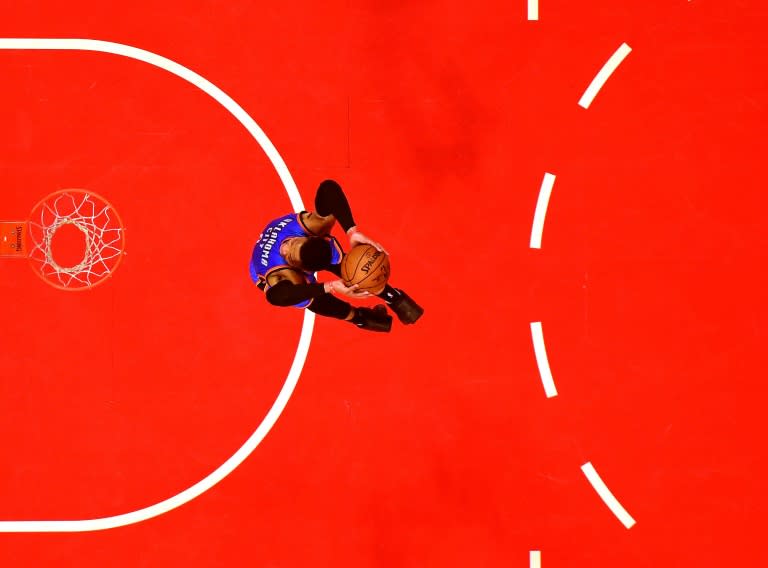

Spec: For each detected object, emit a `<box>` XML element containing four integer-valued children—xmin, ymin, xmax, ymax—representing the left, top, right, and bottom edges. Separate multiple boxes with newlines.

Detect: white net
<box><xmin>28</xmin><ymin>190</ymin><xmax>126</xmax><ymax>290</ymax></box>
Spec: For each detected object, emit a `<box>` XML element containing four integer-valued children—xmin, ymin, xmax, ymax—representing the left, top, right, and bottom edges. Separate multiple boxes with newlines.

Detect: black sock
<box><xmin>350</xmin><ymin>307</ymin><xmax>365</xmax><ymax>325</ymax></box>
<box><xmin>377</xmin><ymin>285</ymin><xmax>401</xmax><ymax>304</ymax></box>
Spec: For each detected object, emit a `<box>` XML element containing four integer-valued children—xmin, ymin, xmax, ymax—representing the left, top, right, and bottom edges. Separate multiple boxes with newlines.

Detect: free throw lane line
<box><xmin>578</xmin><ymin>43</ymin><xmax>632</xmax><ymax>109</ymax></box>
<box><xmin>0</xmin><ymin>37</ymin><xmax>312</xmax><ymax>532</ymax></box>
<box><xmin>581</xmin><ymin>462</ymin><xmax>636</xmax><ymax>529</ymax></box>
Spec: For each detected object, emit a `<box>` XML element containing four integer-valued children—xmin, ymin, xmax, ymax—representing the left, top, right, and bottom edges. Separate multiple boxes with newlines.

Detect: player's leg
<box><xmin>324</xmin><ymin>263</ymin><xmax>423</xmax><ymax>325</ymax></box>
<box><xmin>308</xmin><ymin>293</ymin><xmax>392</xmax><ymax>332</ymax></box>
<box><xmin>315</xmin><ymin>179</ymin><xmax>424</xmax><ymax>325</ymax></box>
<box><xmin>377</xmin><ymin>285</ymin><xmax>424</xmax><ymax>324</ymax></box>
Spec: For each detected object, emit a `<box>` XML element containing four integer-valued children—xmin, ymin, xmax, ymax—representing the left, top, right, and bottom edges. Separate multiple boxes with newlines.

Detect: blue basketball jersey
<box><xmin>249</xmin><ymin>212</ymin><xmax>343</xmax><ymax>308</ymax></box>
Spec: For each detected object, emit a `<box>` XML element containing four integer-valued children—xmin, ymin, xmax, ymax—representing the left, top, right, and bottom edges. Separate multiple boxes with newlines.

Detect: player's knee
<box><xmin>265</xmin><ymin>281</ymin><xmax>304</xmax><ymax>307</ymax></box>
<box><xmin>307</xmin><ymin>293</ymin><xmax>352</xmax><ymax>320</ymax></box>
<box><xmin>266</xmin><ymin>294</ymin><xmax>294</xmax><ymax>308</ymax></box>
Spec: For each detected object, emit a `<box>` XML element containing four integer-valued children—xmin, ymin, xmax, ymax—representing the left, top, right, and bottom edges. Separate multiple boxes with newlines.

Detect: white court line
<box><xmin>529</xmin><ymin>172</ymin><xmax>555</xmax><ymax>249</ymax></box>
<box><xmin>530</xmin><ymin>550</ymin><xmax>542</xmax><ymax>568</ymax></box>
<box><xmin>578</xmin><ymin>43</ymin><xmax>632</xmax><ymax>109</ymax></box>
<box><xmin>528</xmin><ymin>0</ymin><xmax>539</xmax><ymax>20</ymax></box>
<box><xmin>0</xmin><ymin>38</ymin><xmax>312</xmax><ymax>532</ymax></box>
<box><xmin>581</xmin><ymin>462</ymin><xmax>636</xmax><ymax>529</ymax></box>
<box><xmin>530</xmin><ymin>322</ymin><xmax>558</xmax><ymax>398</ymax></box>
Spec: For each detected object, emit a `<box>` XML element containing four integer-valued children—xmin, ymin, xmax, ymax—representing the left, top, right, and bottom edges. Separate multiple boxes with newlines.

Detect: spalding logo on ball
<box><xmin>340</xmin><ymin>244</ymin><xmax>390</xmax><ymax>294</ymax></box>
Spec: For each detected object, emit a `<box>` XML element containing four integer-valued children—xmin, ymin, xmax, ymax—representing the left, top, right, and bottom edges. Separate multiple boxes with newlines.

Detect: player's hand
<box><xmin>324</xmin><ymin>279</ymin><xmax>372</xmax><ymax>298</ymax></box>
<box><xmin>347</xmin><ymin>226</ymin><xmax>388</xmax><ymax>254</ymax></box>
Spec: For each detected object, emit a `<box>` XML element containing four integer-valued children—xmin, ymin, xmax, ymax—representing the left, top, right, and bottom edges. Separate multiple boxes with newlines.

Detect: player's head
<box><xmin>282</xmin><ymin>236</ymin><xmax>331</xmax><ymax>271</ymax></box>
<box><xmin>299</xmin><ymin>237</ymin><xmax>332</xmax><ymax>271</ymax></box>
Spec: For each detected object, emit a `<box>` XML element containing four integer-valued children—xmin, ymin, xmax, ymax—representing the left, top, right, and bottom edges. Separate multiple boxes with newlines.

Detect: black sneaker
<box><xmin>387</xmin><ymin>289</ymin><xmax>424</xmax><ymax>324</ymax></box>
<box><xmin>351</xmin><ymin>305</ymin><xmax>392</xmax><ymax>332</ymax></box>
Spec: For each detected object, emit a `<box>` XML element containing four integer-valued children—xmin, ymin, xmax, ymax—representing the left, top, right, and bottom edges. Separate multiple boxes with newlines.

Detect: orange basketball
<box><xmin>340</xmin><ymin>244</ymin><xmax>390</xmax><ymax>294</ymax></box>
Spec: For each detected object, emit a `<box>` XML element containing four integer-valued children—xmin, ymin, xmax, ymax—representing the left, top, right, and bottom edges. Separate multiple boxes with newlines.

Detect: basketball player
<box><xmin>249</xmin><ymin>179</ymin><xmax>423</xmax><ymax>332</ymax></box>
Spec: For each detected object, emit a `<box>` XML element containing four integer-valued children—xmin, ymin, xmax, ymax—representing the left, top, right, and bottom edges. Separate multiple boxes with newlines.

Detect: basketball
<box><xmin>340</xmin><ymin>244</ymin><xmax>390</xmax><ymax>294</ymax></box>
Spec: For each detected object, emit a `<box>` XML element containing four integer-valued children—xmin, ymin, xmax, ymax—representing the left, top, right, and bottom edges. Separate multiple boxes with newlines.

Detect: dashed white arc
<box><xmin>579</xmin><ymin>43</ymin><xmax>632</xmax><ymax>109</ymax></box>
<box><xmin>0</xmin><ymin>37</ymin><xmax>313</xmax><ymax>532</ymax></box>
<box><xmin>530</xmin><ymin>173</ymin><xmax>556</xmax><ymax>249</ymax></box>
<box><xmin>526</xmin><ymin>11</ymin><xmax>638</xmax><ymax>561</ymax></box>
<box><xmin>530</xmin><ymin>322</ymin><xmax>558</xmax><ymax>398</ymax></box>
<box><xmin>528</xmin><ymin>0</ymin><xmax>539</xmax><ymax>21</ymax></box>
<box><xmin>581</xmin><ymin>462</ymin><xmax>637</xmax><ymax>529</ymax></box>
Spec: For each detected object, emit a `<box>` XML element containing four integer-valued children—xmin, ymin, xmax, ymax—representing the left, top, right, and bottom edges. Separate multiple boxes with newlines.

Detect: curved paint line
<box><xmin>0</xmin><ymin>37</ymin><xmax>314</xmax><ymax>532</ymax></box>
<box><xmin>528</xmin><ymin>0</ymin><xmax>539</xmax><ymax>20</ymax></box>
<box><xmin>578</xmin><ymin>43</ymin><xmax>632</xmax><ymax>109</ymax></box>
<box><xmin>530</xmin><ymin>172</ymin><xmax>556</xmax><ymax>249</ymax></box>
<box><xmin>530</xmin><ymin>322</ymin><xmax>558</xmax><ymax>398</ymax></box>
<box><xmin>581</xmin><ymin>462</ymin><xmax>636</xmax><ymax>529</ymax></box>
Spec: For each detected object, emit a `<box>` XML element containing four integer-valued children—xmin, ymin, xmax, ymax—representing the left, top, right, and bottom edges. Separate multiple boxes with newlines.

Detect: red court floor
<box><xmin>1</xmin><ymin>1</ymin><xmax>767</xmax><ymax>566</ymax></box>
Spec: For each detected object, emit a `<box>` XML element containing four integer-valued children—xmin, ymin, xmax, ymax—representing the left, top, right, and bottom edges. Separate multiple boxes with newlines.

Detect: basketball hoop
<box><xmin>1</xmin><ymin>189</ymin><xmax>126</xmax><ymax>291</ymax></box>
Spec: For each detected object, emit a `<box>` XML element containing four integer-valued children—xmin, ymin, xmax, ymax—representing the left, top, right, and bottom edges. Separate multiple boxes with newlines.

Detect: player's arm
<box><xmin>298</xmin><ymin>180</ymin><xmax>350</xmax><ymax>236</ymax></box>
<box><xmin>297</xmin><ymin>179</ymin><xmax>351</xmax><ymax>236</ymax></box>
<box><xmin>308</xmin><ymin>179</ymin><xmax>388</xmax><ymax>253</ymax></box>
<box><xmin>265</xmin><ymin>268</ymin><xmax>367</xmax><ymax>306</ymax></box>
<box><xmin>299</xmin><ymin>211</ymin><xmax>335</xmax><ymax>237</ymax></box>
